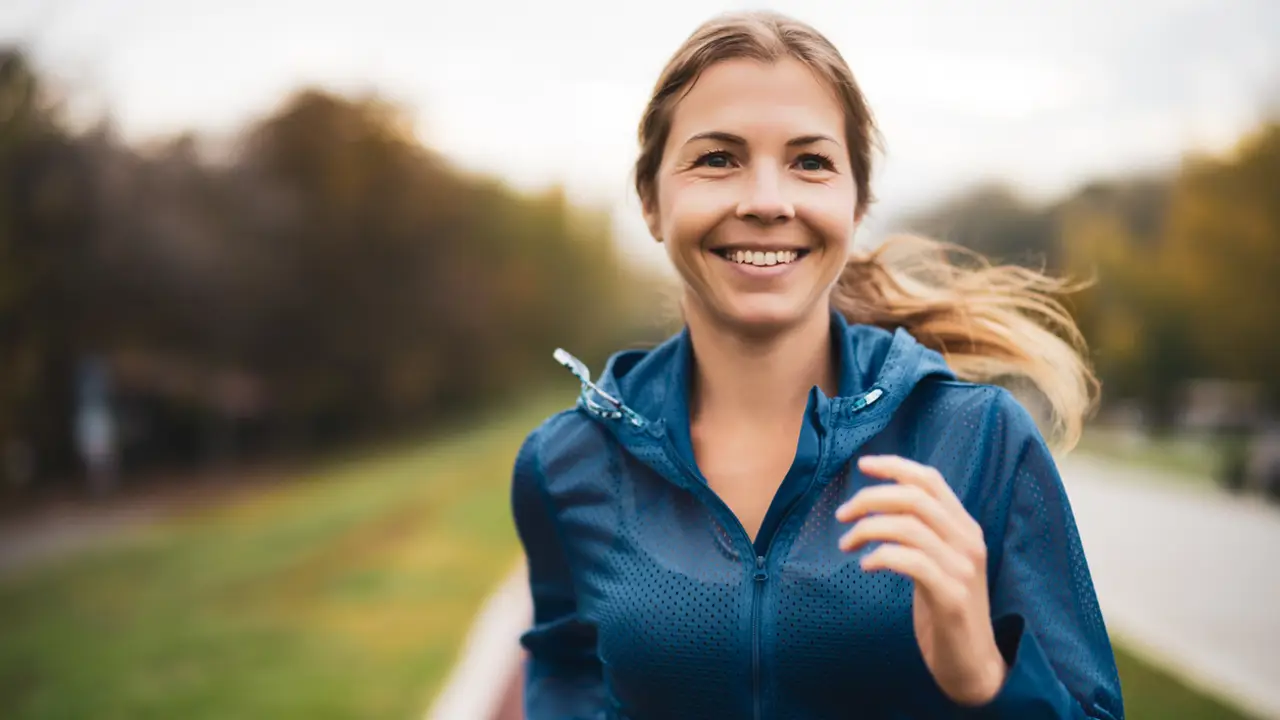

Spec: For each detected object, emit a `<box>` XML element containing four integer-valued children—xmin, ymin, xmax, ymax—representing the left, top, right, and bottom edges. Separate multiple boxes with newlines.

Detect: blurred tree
<box><xmin>234</xmin><ymin>90</ymin><xmax>635</xmax><ymax>445</ymax></box>
<box><xmin>1054</xmin><ymin>177</ymin><xmax>1190</xmax><ymax>427</ymax></box>
<box><xmin>0</xmin><ymin>52</ymin><xmax>649</xmax><ymax>494</ymax></box>
<box><xmin>1162</xmin><ymin>123</ymin><xmax>1280</xmax><ymax>407</ymax></box>
<box><xmin>898</xmin><ymin>182</ymin><xmax>1059</xmax><ymax>270</ymax></box>
<box><xmin>914</xmin><ymin>136</ymin><xmax>1280</xmax><ymax>428</ymax></box>
<box><xmin>0</xmin><ymin>48</ymin><xmax>96</xmax><ymax>486</ymax></box>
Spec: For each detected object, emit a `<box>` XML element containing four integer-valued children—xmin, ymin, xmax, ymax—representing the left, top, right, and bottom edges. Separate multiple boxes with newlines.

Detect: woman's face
<box><xmin>645</xmin><ymin>57</ymin><xmax>860</xmax><ymax>335</ymax></box>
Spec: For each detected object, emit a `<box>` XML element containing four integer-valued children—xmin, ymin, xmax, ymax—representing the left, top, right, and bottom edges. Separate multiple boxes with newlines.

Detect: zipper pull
<box><xmin>553</xmin><ymin>348</ymin><xmax>647</xmax><ymax>428</ymax></box>
<box><xmin>754</xmin><ymin>555</ymin><xmax>768</xmax><ymax>582</ymax></box>
<box><xmin>851</xmin><ymin>387</ymin><xmax>884</xmax><ymax>413</ymax></box>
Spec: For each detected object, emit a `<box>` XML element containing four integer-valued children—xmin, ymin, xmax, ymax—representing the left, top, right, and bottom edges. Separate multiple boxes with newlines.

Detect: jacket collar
<box><xmin>557</xmin><ymin>309</ymin><xmax>955</xmax><ymax>474</ymax></box>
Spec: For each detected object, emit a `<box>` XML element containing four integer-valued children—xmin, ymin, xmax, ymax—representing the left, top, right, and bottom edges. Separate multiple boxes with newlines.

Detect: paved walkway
<box><xmin>1058</xmin><ymin>455</ymin><xmax>1280</xmax><ymax>719</ymax></box>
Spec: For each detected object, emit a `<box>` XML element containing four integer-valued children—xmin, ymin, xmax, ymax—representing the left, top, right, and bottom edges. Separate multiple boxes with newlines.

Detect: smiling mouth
<box><xmin>710</xmin><ymin>248</ymin><xmax>810</xmax><ymax>267</ymax></box>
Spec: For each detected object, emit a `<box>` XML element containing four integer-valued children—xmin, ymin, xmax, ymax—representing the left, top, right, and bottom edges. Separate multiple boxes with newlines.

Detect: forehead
<box><xmin>668</xmin><ymin>57</ymin><xmax>845</xmax><ymax>142</ymax></box>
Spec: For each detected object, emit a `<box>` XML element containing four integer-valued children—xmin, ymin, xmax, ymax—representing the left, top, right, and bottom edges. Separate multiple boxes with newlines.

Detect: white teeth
<box><xmin>722</xmin><ymin>249</ymin><xmax>802</xmax><ymax>267</ymax></box>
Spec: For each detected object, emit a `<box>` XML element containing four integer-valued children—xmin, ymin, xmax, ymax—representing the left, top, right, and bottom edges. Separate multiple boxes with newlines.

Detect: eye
<box><xmin>693</xmin><ymin>150</ymin><xmax>736</xmax><ymax>169</ymax></box>
<box><xmin>796</xmin><ymin>153</ymin><xmax>835</xmax><ymax>172</ymax></box>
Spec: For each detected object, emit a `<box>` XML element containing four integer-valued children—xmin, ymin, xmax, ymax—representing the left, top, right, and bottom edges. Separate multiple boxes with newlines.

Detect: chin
<box><xmin>715</xmin><ymin>296</ymin><xmax>815</xmax><ymax>336</ymax></box>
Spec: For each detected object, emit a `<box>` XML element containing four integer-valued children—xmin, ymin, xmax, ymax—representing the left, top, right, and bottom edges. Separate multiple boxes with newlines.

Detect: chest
<box><xmin>579</xmin><ymin>472</ymin><xmax>933</xmax><ymax>718</ymax></box>
<box><xmin>692</xmin><ymin>420</ymin><xmax>799</xmax><ymax>541</ymax></box>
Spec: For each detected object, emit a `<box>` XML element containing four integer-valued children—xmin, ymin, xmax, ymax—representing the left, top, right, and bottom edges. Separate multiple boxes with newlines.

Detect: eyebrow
<box><xmin>683</xmin><ymin>131</ymin><xmax>841</xmax><ymax>148</ymax></box>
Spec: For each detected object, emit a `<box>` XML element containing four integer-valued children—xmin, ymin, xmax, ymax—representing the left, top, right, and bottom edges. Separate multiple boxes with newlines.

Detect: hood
<box><xmin>553</xmin><ymin>310</ymin><xmax>956</xmax><ymax>476</ymax></box>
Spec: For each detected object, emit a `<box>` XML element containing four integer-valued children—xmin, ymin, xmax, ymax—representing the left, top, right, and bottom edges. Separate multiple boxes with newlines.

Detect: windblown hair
<box><xmin>633</xmin><ymin>10</ymin><xmax>1098</xmax><ymax>453</ymax></box>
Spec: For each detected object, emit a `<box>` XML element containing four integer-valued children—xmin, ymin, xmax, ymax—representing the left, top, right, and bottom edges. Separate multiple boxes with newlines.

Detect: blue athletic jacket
<box><xmin>511</xmin><ymin>311</ymin><xmax>1124</xmax><ymax>719</ymax></box>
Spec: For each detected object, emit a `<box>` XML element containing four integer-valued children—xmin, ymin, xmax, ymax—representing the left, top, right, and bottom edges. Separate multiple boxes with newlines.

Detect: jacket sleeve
<box><xmin>963</xmin><ymin>393</ymin><xmax>1125</xmax><ymax>720</ymax></box>
<box><xmin>510</xmin><ymin>426</ymin><xmax>607</xmax><ymax>720</ymax></box>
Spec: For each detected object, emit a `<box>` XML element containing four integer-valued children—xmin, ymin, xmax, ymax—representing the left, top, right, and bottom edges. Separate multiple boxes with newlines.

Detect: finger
<box><xmin>835</xmin><ymin>484</ymin><xmax>964</xmax><ymax>545</ymax></box>
<box><xmin>839</xmin><ymin>513</ymin><xmax>972</xmax><ymax>579</ymax></box>
<box><xmin>858</xmin><ymin>455</ymin><xmax>967</xmax><ymax>516</ymax></box>
<box><xmin>858</xmin><ymin>455</ymin><xmax>985</xmax><ymax>549</ymax></box>
<box><xmin>860</xmin><ymin>544</ymin><xmax>964</xmax><ymax>609</ymax></box>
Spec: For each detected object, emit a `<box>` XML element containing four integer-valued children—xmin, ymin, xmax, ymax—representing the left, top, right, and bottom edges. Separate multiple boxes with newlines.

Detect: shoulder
<box><xmin>511</xmin><ymin>409</ymin><xmax>582</xmax><ymax>527</ymax></box>
<box><xmin>511</xmin><ymin>405</ymin><xmax>625</xmax><ymax>540</ymax></box>
<box><xmin>516</xmin><ymin>407</ymin><xmax>586</xmax><ymax>473</ymax></box>
<box><xmin>901</xmin><ymin>381</ymin><xmax>1062</xmax><ymax>528</ymax></box>
<box><xmin>908</xmin><ymin>378</ymin><xmax>1035</xmax><ymax>430</ymax></box>
<box><xmin>902</xmin><ymin>379</ymin><xmax>1050</xmax><ymax>467</ymax></box>
<box><xmin>514</xmin><ymin>406</ymin><xmax>617</xmax><ymax>488</ymax></box>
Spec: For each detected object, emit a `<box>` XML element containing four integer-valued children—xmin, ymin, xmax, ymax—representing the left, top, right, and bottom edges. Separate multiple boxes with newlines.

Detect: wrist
<box><xmin>955</xmin><ymin>646</ymin><xmax>1009</xmax><ymax>707</ymax></box>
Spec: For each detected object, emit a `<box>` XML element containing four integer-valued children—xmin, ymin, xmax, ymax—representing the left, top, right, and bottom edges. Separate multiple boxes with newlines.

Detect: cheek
<box><xmin>659</xmin><ymin>179</ymin><xmax>735</xmax><ymax>249</ymax></box>
<box><xmin>799</xmin><ymin>188</ymin><xmax>858</xmax><ymax>253</ymax></box>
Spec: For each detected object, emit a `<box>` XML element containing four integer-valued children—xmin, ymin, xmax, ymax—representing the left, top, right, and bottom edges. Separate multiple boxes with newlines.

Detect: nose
<box><xmin>735</xmin><ymin>165</ymin><xmax>794</xmax><ymax>224</ymax></box>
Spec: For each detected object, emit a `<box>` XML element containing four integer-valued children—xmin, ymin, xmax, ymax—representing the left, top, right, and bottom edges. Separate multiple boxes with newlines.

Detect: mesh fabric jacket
<box><xmin>511</xmin><ymin>314</ymin><xmax>1124</xmax><ymax>719</ymax></box>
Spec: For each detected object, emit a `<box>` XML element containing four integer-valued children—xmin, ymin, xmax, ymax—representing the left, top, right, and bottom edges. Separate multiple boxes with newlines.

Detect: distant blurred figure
<box><xmin>75</xmin><ymin>358</ymin><xmax>118</xmax><ymax>497</ymax></box>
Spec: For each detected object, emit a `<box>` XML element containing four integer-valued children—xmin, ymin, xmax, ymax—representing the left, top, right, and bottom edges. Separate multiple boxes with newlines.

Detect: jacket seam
<box><xmin>986</xmin><ymin>389</ymin><xmax>1033</xmax><ymax>587</ymax></box>
<box><xmin>529</xmin><ymin>417</ymin><xmax>592</xmax><ymax>604</ymax></box>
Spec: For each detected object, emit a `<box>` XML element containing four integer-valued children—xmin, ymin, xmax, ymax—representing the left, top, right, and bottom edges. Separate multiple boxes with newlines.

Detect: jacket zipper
<box><xmin>747</xmin><ymin>387</ymin><xmax>882</xmax><ymax>719</ymax></box>
<box><xmin>752</xmin><ymin>431</ymin><xmax>829</xmax><ymax>720</ymax></box>
<box><xmin>752</xmin><ymin>553</ymin><xmax>768</xmax><ymax>720</ymax></box>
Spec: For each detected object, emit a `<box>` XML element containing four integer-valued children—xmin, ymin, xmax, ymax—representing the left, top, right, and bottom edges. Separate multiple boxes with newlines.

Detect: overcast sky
<box><xmin>3</xmin><ymin>0</ymin><xmax>1277</xmax><ymax>267</ymax></box>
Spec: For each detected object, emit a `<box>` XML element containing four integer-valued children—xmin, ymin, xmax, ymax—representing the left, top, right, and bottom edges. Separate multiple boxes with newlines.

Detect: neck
<box><xmin>684</xmin><ymin>299</ymin><xmax>838</xmax><ymax>426</ymax></box>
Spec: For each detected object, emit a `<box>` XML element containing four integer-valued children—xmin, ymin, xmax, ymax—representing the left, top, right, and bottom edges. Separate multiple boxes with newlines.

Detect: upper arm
<box><xmin>510</xmin><ymin>419</ymin><xmax>607</xmax><ymax>718</ymax></box>
<box><xmin>980</xmin><ymin>391</ymin><xmax>1124</xmax><ymax>718</ymax></box>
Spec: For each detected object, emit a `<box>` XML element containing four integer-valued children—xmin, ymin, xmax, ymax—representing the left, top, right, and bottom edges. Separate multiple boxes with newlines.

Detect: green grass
<box><xmin>1115</xmin><ymin>645</ymin><xmax>1261</xmax><ymax>719</ymax></box>
<box><xmin>0</xmin><ymin>395</ymin><xmax>565</xmax><ymax>720</ymax></box>
<box><xmin>0</xmin><ymin>398</ymin><xmax>1262</xmax><ymax>719</ymax></box>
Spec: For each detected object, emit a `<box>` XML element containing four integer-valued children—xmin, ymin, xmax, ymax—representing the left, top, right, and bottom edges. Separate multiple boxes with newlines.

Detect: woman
<box><xmin>512</xmin><ymin>10</ymin><xmax>1124</xmax><ymax>720</ymax></box>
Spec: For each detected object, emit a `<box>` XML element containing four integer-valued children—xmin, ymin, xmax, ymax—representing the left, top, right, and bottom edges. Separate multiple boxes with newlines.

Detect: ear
<box><xmin>641</xmin><ymin>196</ymin><xmax>663</xmax><ymax>243</ymax></box>
<box><xmin>845</xmin><ymin>208</ymin><xmax>867</xmax><ymax>254</ymax></box>
<box><xmin>850</xmin><ymin>207</ymin><xmax>868</xmax><ymax>243</ymax></box>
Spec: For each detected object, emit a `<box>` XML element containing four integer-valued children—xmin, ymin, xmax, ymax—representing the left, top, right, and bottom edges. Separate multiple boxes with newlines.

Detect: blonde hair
<box><xmin>634</xmin><ymin>10</ymin><xmax>1098</xmax><ymax>453</ymax></box>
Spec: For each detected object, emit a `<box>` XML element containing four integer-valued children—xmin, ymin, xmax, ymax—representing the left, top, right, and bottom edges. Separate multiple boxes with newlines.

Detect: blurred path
<box><xmin>0</xmin><ymin>467</ymin><xmax>284</xmax><ymax>578</ymax></box>
<box><xmin>1060</xmin><ymin>454</ymin><xmax>1280</xmax><ymax>720</ymax></box>
<box><xmin>427</xmin><ymin>456</ymin><xmax>1280</xmax><ymax>719</ymax></box>
<box><xmin>0</xmin><ymin>502</ymin><xmax>163</xmax><ymax>576</ymax></box>
<box><xmin>424</xmin><ymin>563</ymin><xmax>529</xmax><ymax>720</ymax></box>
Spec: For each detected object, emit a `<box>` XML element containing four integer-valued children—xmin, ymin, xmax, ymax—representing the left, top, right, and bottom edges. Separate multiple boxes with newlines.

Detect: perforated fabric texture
<box><xmin>511</xmin><ymin>313</ymin><xmax>1124</xmax><ymax>720</ymax></box>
